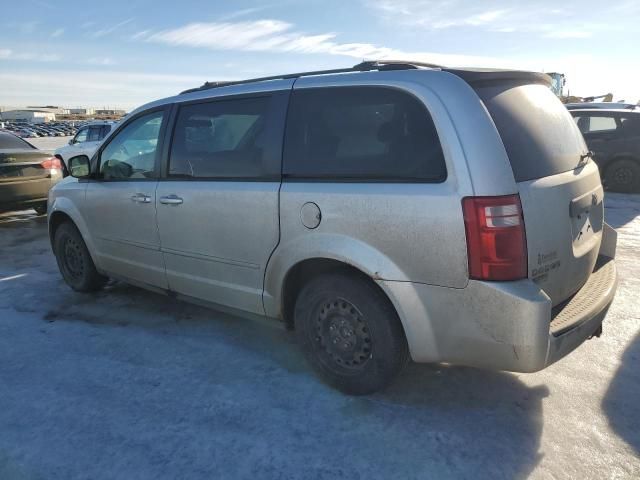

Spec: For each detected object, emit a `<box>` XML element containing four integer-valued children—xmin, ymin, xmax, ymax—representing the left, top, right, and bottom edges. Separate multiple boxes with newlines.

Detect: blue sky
<box><xmin>1</xmin><ymin>0</ymin><xmax>639</xmax><ymax>110</ymax></box>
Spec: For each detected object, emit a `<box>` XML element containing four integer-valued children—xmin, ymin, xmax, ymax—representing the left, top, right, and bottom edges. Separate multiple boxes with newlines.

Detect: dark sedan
<box><xmin>0</xmin><ymin>131</ymin><xmax>64</xmax><ymax>215</ymax></box>
<box><xmin>571</xmin><ymin>109</ymin><xmax>640</xmax><ymax>192</ymax></box>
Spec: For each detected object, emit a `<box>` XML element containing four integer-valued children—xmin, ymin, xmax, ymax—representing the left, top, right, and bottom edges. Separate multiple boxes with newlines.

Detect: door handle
<box><xmin>131</xmin><ymin>193</ymin><xmax>151</xmax><ymax>203</ymax></box>
<box><xmin>159</xmin><ymin>195</ymin><xmax>184</xmax><ymax>205</ymax></box>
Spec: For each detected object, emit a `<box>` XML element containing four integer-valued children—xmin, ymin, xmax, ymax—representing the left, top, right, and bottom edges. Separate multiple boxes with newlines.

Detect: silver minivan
<box><xmin>49</xmin><ymin>61</ymin><xmax>618</xmax><ymax>394</ymax></box>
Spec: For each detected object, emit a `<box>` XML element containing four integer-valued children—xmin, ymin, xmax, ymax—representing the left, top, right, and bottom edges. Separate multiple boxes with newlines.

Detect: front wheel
<box><xmin>294</xmin><ymin>272</ymin><xmax>409</xmax><ymax>395</ymax></box>
<box><xmin>54</xmin><ymin>222</ymin><xmax>108</xmax><ymax>292</ymax></box>
<box><xmin>604</xmin><ymin>158</ymin><xmax>640</xmax><ymax>193</ymax></box>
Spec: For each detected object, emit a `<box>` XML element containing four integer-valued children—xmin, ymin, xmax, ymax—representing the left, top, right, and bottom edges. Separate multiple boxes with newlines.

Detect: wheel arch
<box><xmin>264</xmin><ymin>233</ymin><xmax>409</xmax><ymax>319</ymax></box>
<box><xmin>47</xmin><ymin>199</ymin><xmax>101</xmax><ymax>268</ymax></box>
<box><xmin>280</xmin><ymin>258</ymin><xmax>379</xmax><ymax>328</ymax></box>
<box><xmin>48</xmin><ymin>210</ymin><xmax>74</xmax><ymax>248</ymax></box>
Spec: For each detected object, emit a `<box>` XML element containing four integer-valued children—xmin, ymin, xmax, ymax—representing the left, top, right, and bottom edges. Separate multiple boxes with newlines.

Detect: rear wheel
<box><xmin>294</xmin><ymin>272</ymin><xmax>409</xmax><ymax>395</ymax></box>
<box><xmin>54</xmin><ymin>222</ymin><xmax>107</xmax><ymax>292</ymax></box>
<box><xmin>604</xmin><ymin>158</ymin><xmax>640</xmax><ymax>193</ymax></box>
<box><xmin>33</xmin><ymin>202</ymin><xmax>47</xmax><ymax>215</ymax></box>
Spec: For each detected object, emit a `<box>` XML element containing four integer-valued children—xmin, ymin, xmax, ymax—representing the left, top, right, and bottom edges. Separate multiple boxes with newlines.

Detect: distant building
<box><xmin>0</xmin><ymin>109</ymin><xmax>56</xmax><ymax>123</ymax></box>
<box><xmin>95</xmin><ymin>109</ymin><xmax>126</xmax><ymax>116</ymax></box>
<box><xmin>27</xmin><ymin>106</ymin><xmax>70</xmax><ymax>115</ymax></box>
<box><xmin>69</xmin><ymin>107</ymin><xmax>96</xmax><ymax>115</ymax></box>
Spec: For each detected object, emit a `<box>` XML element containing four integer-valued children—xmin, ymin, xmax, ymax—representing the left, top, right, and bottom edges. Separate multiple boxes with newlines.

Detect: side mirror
<box><xmin>68</xmin><ymin>139</ymin><xmax>74</xmax><ymax>145</ymax></box>
<box><xmin>68</xmin><ymin>155</ymin><xmax>91</xmax><ymax>178</ymax></box>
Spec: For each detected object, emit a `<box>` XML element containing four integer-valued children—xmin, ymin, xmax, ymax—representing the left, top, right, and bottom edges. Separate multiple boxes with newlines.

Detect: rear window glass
<box><xmin>475</xmin><ymin>83</ymin><xmax>585</xmax><ymax>182</ymax></box>
<box><xmin>0</xmin><ymin>132</ymin><xmax>34</xmax><ymax>149</ymax></box>
<box><xmin>283</xmin><ymin>86</ymin><xmax>446</xmax><ymax>181</ymax></box>
<box><xmin>88</xmin><ymin>126</ymin><xmax>103</xmax><ymax>141</ymax></box>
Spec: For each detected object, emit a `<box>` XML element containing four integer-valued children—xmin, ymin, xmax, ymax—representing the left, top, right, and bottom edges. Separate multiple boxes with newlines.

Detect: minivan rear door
<box><xmin>472</xmin><ymin>80</ymin><xmax>604</xmax><ymax>305</ymax></box>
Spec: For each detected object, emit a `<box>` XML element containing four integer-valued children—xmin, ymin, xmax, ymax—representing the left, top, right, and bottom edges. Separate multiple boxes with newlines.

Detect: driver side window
<box><xmin>100</xmin><ymin>111</ymin><xmax>164</xmax><ymax>180</ymax></box>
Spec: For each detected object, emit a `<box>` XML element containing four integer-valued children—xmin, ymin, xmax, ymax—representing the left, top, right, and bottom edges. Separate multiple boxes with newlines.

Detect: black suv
<box><xmin>570</xmin><ymin>109</ymin><xmax>640</xmax><ymax>192</ymax></box>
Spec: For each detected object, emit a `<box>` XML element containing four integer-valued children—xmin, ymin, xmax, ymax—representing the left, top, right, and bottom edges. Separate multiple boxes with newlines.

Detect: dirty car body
<box><xmin>48</xmin><ymin>62</ymin><xmax>618</xmax><ymax>393</ymax></box>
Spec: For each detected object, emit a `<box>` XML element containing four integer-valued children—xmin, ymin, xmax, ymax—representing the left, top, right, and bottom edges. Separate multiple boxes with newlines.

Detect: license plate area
<box><xmin>570</xmin><ymin>187</ymin><xmax>603</xmax><ymax>253</ymax></box>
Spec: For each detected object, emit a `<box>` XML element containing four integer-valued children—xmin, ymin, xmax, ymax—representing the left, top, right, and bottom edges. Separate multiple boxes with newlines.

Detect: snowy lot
<box><xmin>30</xmin><ymin>136</ymin><xmax>72</xmax><ymax>151</ymax></box>
<box><xmin>0</xmin><ymin>192</ymin><xmax>639</xmax><ymax>479</ymax></box>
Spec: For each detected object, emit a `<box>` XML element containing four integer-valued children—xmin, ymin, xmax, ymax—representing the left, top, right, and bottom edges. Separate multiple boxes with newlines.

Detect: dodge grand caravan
<box><xmin>48</xmin><ymin>61</ymin><xmax>618</xmax><ymax>394</ymax></box>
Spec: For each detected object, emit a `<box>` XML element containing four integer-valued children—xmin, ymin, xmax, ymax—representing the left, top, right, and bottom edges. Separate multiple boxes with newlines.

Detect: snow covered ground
<box><xmin>29</xmin><ymin>136</ymin><xmax>72</xmax><ymax>152</ymax></box>
<box><xmin>0</xmin><ymin>194</ymin><xmax>638</xmax><ymax>480</ymax></box>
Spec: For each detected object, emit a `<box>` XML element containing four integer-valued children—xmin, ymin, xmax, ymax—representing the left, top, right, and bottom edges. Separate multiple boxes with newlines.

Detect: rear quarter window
<box><xmin>283</xmin><ymin>86</ymin><xmax>446</xmax><ymax>182</ymax></box>
<box><xmin>475</xmin><ymin>83</ymin><xmax>586</xmax><ymax>182</ymax></box>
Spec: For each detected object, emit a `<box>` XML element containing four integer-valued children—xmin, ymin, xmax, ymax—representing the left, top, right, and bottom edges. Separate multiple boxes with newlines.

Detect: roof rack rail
<box><xmin>179</xmin><ymin>60</ymin><xmax>444</xmax><ymax>95</ymax></box>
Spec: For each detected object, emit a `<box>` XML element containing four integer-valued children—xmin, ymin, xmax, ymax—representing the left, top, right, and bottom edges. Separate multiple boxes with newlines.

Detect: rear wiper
<box><xmin>578</xmin><ymin>151</ymin><xmax>594</xmax><ymax>166</ymax></box>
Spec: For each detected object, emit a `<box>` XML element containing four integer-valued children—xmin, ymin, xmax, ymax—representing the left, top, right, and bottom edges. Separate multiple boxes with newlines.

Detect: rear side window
<box><xmin>101</xmin><ymin>125</ymin><xmax>112</xmax><ymax>139</ymax></box>
<box><xmin>88</xmin><ymin>126</ymin><xmax>103</xmax><ymax>141</ymax></box>
<box><xmin>573</xmin><ymin>115</ymin><xmax>618</xmax><ymax>134</ymax></box>
<box><xmin>169</xmin><ymin>96</ymin><xmax>280</xmax><ymax>179</ymax></box>
<box><xmin>0</xmin><ymin>132</ymin><xmax>34</xmax><ymax>149</ymax></box>
<box><xmin>475</xmin><ymin>83</ymin><xmax>586</xmax><ymax>182</ymax></box>
<box><xmin>283</xmin><ymin>86</ymin><xmax>446</xmax><ymax>181</ymax></box>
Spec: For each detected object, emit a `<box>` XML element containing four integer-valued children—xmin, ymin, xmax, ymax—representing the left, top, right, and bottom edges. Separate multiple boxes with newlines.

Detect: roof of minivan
<box><xmin>132</xmin><ymin>61</ymin><xmax>552</xmax><ymax>115</ymax></box>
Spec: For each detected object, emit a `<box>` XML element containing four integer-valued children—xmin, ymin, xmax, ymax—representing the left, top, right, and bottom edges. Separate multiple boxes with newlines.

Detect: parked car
<box><xmin>54</xmin><ymin>122</ymin><xmax>115</xmax><ymax>165</ymax></box>
<box><xmin>49</xmin><ymin>61</ymin><xmax>618</xmax><ymax>394</ymax></box>
<box><xmin>570</xmin><ymin>109</ymin><xmax>640</xmax><ymax>192</ymax></box>
<box><xmin>567</xmin><ymin>102</ymin><xmax>639</xmax><ymax>111</ymax></box>
<box><xmin>0</xmin><ymin>131</ymin><xmax>64</xmax><ymax>215</ymax></box>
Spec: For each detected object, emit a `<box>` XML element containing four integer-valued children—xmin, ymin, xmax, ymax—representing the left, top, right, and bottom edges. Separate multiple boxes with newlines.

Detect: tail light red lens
<box><xmin>41</xmin><ymin>157</ymin><xmax>63</xmax><ymax>170</ymax></box>
<box><xmin>462</xmin><ymin>195</ymin><xmax>528</xmax><ymax>281</ymax></box>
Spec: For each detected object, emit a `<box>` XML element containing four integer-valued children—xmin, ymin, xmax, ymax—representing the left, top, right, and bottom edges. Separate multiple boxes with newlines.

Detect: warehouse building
<box><xmin>0</xmin><ymin>109</ymin><xmax>56</xmax><ymax>123</ymax></box>
<box><xmin>69</xmin><ymin>107</ymin><xmax>96</xmax><ymax>115</ymax></box>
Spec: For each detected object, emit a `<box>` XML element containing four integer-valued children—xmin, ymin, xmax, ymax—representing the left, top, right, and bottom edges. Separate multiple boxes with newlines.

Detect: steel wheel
<box><xmin>295</xmin><ymin>272</ymin><xmax>409</xmax><ymax>395</ymax></box>
<box><xmin>314</xmin><ymin>298</ymin><xmax>372</xmax><ymax>371</ymax></box>
<box><xmin>62</xmin><ymin>236</ymin><xmax>85</xmax><ymax>282</ymax></box>
<box><xmin>54</xmin><ymin>222</ymin><xmax>108</xmax><ymax>292</ymax></box>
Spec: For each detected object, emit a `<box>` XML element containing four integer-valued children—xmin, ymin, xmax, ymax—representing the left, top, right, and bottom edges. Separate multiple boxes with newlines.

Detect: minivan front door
<box><xmin>155</xmin><ymin>92</ymin><xmax>289</xmax><ymax>314</ymax></box>
<box><xmin>83</xmin><ymin>109</ymin><xmax>168</xmax><ymax>288</ymax></box>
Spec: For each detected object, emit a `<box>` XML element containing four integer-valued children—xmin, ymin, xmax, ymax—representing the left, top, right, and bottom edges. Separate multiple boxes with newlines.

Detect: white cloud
<box><xmin>93</xmin><ymin>18</ymin><xmax>134</xmax><ymax>38</ymax></box>
<box><xmin>218</xmin><ymin>5</ymin><xmax>277</xmax><ymax>21</ymax></box>
<box><xmin>0</xmin><ymin>71</ymin><xmax>209</xmax><ymax>110</ymax></box>
<box><xmin>543</xmin><ymin>30</ymin><xmax>593</xmax><ymax>39</ymax></box>
<box><xmin>0</xmin><ymin>49</ymin><xmax>61</xmax><ymax>62</ymax></box>
<box><xmin>19</xmin><ymin>21</ymin><xmax>40</xmax><ymax>34</ymax></box>
<box><xmin>139</xmin><ymin>20</ymin><xmax>510</xmax><ymax>67</ymax></box>
<box><xmin>366</xmin><ymin>0</ymin><xmax>607</xmax><ymax>38</ymax></box>
<box><xmin>87</xmin><ymin>57</ymin><xmax>116</xmax><ymax>66</ymax></box>
<box><xmin>51</xmin><ymin>28</ymin><xmax>64</xmax><ymax>38</ymax></box>
<box><xmin>133</xmin><ymin>17</ymin><xmax>639</xmax><ymax>102</ymax></box>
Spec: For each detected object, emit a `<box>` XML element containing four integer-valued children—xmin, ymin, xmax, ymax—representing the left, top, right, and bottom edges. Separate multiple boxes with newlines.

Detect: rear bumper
<box><xmin>0</xmin><ymin>175</ymin><xmax>60</xmax><ymax>212</ymax></box>
<box><xmin>381</xmin><ymin>227</ymin><xmax>618</xmax><ymax>372</ymax></box>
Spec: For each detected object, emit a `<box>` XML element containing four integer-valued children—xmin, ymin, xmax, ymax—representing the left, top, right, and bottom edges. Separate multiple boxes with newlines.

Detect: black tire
<box><xmin>33</xmin><ymin>202</ymin><xmax>47</xmax><ymax>215</ymax></box>
<box><xmin>294</xmin><ymin>272</ymin><xmax>409</xmax><ymax>395</ymax></box>
<box><xmin>54</xmin><ymin>222</ymin><xmax>108</xmax><ymax>292</ymax></box>
<box><xmin>604</xmin><ymin>158</ymin><xmax>640</xmax><ymax>193</ymax></box>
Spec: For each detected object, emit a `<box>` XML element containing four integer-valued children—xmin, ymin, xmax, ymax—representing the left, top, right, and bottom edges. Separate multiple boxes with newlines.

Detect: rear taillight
<box><xmin>41</xmin><ymin>157</ymin><xmax>63</xmax><ymax>171</ymax></box>
<box><xmin>462</xmin><ymin>195</ymin><xmax>527</xmax><ymax>281</ymax></box>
